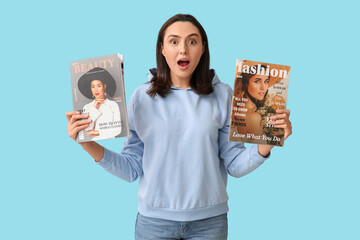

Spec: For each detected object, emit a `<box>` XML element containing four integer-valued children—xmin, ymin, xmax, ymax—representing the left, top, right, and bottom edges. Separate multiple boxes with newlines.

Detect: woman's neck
<box><xmin>170</xmin><ymin>74</ymin><xmax>191</xmax><ymax>89</ymax></box>
<box><xmin>245</xmin><ymin>98</ymin><xmax>257</xmax><ymax>112</ymax></box>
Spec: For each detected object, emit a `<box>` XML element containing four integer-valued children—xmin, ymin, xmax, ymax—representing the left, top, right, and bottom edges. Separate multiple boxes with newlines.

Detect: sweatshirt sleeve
<box><xmin>97</xmin><ymin>93</ymin><xmax>144</xmax><ymax>182</ymax></box>
<box><xmin>218</xmin><ymin>86</ymin><xmax>270</xmax><ymax>178</ymax></box>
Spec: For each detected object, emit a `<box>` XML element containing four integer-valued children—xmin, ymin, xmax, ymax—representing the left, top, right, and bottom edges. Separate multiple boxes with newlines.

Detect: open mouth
<box><xmin>177</xmin><ymin>59</ymin><xmax>190</xmax><ymax>67</ymax></box>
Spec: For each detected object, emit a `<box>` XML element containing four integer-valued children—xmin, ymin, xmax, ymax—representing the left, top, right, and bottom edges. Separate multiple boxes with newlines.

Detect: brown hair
<box><xmin>235</xmin><ymin>64</ymin><xmax>269</xmax><ymax>108</ymax></box>
<box><xmin>147</xmin><ymin>14</ymin><xmax>213</xmax><ymax>98</ymax></box>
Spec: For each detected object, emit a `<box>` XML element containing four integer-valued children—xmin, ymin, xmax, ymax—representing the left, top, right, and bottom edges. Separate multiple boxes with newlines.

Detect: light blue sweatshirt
<box><xmin>97</xmin><ymin>70</ymin><xmax>269</xmax><ymax>221</ymax></box>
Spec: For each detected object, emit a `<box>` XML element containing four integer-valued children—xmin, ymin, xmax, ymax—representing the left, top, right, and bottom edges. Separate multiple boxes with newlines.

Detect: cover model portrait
<box><xmin>77</xmin><ymin>67</ymin><xmax>121</xmax><ymax>140</ymax></box>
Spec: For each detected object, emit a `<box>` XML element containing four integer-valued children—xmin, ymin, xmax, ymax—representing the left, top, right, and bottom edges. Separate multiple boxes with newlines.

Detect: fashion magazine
<box><xmin>69</xmin><ymin>53</ymin><xmax>129</xmax><ymax>142</ymax></box>
<box><xmin>228</xmin><ymin>59</ymin><xmax>291</xmax><ymax>146</ymax></box>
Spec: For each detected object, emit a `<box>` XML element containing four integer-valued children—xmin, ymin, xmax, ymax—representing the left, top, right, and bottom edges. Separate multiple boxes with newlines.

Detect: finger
<box><xmin>276</xmin><ymin>109</ymin><xmax>290</xmax><ymax>116</ymax></box>
<box><xmin>66</xmin><ymin>111</ymin><xmax>79</xmax><ymax>121</ymax></box>
<box><xmin>272</xmin><ymin>123</ymin><xmax>292</xmax><ymax>131</ymax></box>
<box><xmin>69</xmin><ymin>124</ymin><xmax>89</xmax><ymax>140</ymax></box>
<box><xmin>84</xmin><ymin>129</ymin><xmax>92</xmax><ymax>136</ymax></box>
<box><xmin>74</xmin><ymin>118</ymin><xmax>92</xmax><ymax>128</ymax></box>
<box><xmin>269</xmin><ymin>119</ymin><xmax>286</xmax><ymax>125</ymax></box>
<box><xmin>270</xmin><ymin>113</ymin><xmax>287</xmax><ymax>121</ymax></box>
<box><xmin>69</xmin><ymin>113</ymin><xmax>89</xmax><ymax>125</ymax></box>
<box><xmin>74</xmin><ymin>124</ymin><xmax>90</xmax><ymax>133</ymax></box>
<box><xmin>69</xmin><ymin>113</ymin><xmax>84</xmax><ymax>124</ymax></box>
<box><xmin>68</xmin><ymin>119</ymin><xmax>91</xmax><ymax>133</ymax></box>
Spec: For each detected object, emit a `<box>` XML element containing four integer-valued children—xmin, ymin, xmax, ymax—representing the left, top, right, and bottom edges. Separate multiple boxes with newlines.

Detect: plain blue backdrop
<box><xmin>1</xmin><ymin>0</ymin><xmax>359</xmax><ymax>239</ymax></box>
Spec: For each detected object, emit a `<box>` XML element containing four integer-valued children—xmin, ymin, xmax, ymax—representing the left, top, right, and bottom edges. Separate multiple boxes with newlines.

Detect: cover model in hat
<box><xmin>78</xmin><ymin>67</ymin><xmax>116</xmax><ymax>99</ymax></box>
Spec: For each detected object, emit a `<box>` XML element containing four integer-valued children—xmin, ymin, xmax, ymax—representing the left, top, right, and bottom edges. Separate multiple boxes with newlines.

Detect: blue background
<box><xmin>1</xmin><ymin>0</ymin><xmax>359</xmax><ymax>239</ymax></box>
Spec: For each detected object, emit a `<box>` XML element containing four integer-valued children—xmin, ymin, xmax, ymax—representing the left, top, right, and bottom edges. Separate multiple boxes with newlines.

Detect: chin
<box><xmin>173</xmin><ymin>71</ymin><xmax>192</xmax><ymax>80</ymax></box>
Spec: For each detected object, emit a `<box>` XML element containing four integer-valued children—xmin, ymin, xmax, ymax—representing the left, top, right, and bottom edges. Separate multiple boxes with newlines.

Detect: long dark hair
<box><xmin>147</xmin><ymin>14</ymin><xmax>213</xmax><ymax>98</ymax></box>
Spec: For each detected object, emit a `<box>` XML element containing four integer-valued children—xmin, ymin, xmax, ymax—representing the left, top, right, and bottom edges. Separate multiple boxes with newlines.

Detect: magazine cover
<box><xmin>70</xmin><ymin>53</ymin><xmax>129</xmax><ymax>142</ymax></box>
<box><xmin>229</xmin><ymin>59</ymin><xmax>291</xmax><ymax>146</ymax></box>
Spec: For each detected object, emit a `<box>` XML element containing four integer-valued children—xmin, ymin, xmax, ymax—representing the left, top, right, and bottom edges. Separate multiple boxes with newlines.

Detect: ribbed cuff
<box><xmin>96</xmin><ymin>147</ymin><xmax>113</xmax><ymax>169</ymax></box>
<box><xmin>250</xmin><ymin>144</ymin><xmax>270</xmax><ymax>165</ymax></box>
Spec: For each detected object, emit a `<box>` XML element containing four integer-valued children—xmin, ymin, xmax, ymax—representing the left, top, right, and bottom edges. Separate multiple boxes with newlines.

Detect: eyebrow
<box><xmin>167</xmin><ymin>33</ymin><xmax>200</xmax><ymax>39</ymax></box>
<box><xmin>253</xmin><ymin>77</ymin><xmax>269</xmax><ymax>81</ymax></box>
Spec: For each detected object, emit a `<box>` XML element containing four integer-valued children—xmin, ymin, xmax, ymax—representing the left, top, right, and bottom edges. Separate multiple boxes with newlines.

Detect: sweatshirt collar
<box><xmin>148</xmin><ymin>68</ymin><xmax>220</xmax><ymax>88</ymax></box>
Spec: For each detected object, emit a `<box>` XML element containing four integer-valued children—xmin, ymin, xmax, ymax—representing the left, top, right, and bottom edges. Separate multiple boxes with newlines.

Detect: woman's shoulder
<box><xmin>104</xmin><ymin>98</ymin><xmax>119</xmax><ymax>106</ymax></box>
<box><xmin>127</xmin><ymin>82</ymin><xmax>153</xmax><ymax>106</ymax></box>
<box><xmin>212</xmin><ymin>81</ymin><xmax>233</xmax><ymax>103</ymax></box>
<box><xmin>214</xmin><ymin>81</ymin><xmax>232</xmax><ymax>92</ymax></box>
<box><xmin>132</xmin><ymin>83</ymin><xmax>151</xmax><ymax>98</ymax></box>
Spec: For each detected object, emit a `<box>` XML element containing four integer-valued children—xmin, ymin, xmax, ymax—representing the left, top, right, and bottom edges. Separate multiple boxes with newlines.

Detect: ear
<box><xmin>202</xmin><ymin>42</ymin><xmax>205</xmax><ymax>54</ymax></box>
<box><xmin>104</xmin><ymin>84</ymin><xmax>107</xmax><ymax>89</ymax></box>
<box><xmin>161</xmin><ymin>45</ymin><xmax>165</xmax><ymax>57</ymax></box>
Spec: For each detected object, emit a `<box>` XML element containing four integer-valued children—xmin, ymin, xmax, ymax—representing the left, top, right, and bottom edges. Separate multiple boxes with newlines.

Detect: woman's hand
<box><xmin>85</xmin><ymin>130</ymin><xmax>99</xmax><ymax>137</ymax></box>
<box><xmin>269</xmin><ymin>109</ymin><xmax>292</xmax><ymax>140</ymax></box>
<box><xmin>65</xmin><ymin>111</ymin><xmax>92</xmax><ymax>141</ymax></box>
<box><xmin>94</xmin><ymin>99</ymin><xmax>105</xmax><ymax>109</ymax></box>
<box><xmin>258</xmin><ymin>109</ymin><xmax>292</xmax><ymax>157</ymax></box>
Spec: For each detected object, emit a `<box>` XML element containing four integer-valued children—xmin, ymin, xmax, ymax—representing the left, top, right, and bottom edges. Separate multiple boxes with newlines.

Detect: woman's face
<box><xmin>247</xmin><ymin>75</ymin><xmax>270</xmax><ymax>100</ymax></box>
<box><xmin>91</xmin><ymin>80</ymin><xmax>106</xmax><ymax>99</ymax></box>
<box><xmin>161</xmin><ymin>21</ymin><xmax>204</xmax><ymax>85</ymax></box>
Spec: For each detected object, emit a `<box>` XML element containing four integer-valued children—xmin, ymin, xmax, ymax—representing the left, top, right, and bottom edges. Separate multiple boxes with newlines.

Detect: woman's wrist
<box><xmin>258</xmin><ymin>144</ymin><xmax>273</xmax><ymax>158</ymax></box>
<box><xmin>80</xmin><ymin>141</ymin><xmax>105</xmax><ymax>162</ymax></box>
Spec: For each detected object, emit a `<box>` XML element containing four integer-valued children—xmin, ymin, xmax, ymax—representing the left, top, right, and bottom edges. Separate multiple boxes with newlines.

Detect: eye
<box><xmin>188</xmin><ymin>39</ymin><xmax>196</xmax><ymax>44</ymax></box>
<box><xmin>264</xmin><ymin>79</ymin><xmax>270</xmax><ymax>84</ymax></box>
<box><xmin>170</xmin><ymin>40</ymin><xmax>177</xmax><ymax>44</ymax></box>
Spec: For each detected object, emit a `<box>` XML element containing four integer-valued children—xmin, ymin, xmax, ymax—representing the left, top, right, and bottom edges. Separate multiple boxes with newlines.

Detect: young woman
<box><xmin>77</xmin><ymin>67</ymin><xmax>121</xmax><ymax>140</ymax></box>
<box><xmin>66</xmin><ymin>14</ymin><xmax>292</xmax><ymax>240</ymax></box>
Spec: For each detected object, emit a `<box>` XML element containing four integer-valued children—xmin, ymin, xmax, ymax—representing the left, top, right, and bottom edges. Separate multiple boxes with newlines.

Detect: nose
<box><xmin>180</xmin><ymin>41</ymin><xmax>187</xmax><ymax>54</ymax></box>
<box><xmin>260</xmin><ymin>82</ymin><xmax>266</xmax><ymax>90</ymax></box>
